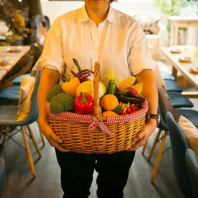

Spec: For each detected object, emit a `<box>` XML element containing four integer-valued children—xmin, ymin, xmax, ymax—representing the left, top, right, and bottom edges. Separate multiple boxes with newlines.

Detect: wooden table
<box><xmin>169</xmin><ymin>16</ymin><xmax>198</xmax><ymax>46</ymax></box>
<box><xmin>0</xmin><ymin>46</ymin><xmax>30</xmax><ymax>81</ymax></box>
<box><xmin>161</xmin><ymin>46</ymin><xmax>198</xmax><ymax>98</ymax></box>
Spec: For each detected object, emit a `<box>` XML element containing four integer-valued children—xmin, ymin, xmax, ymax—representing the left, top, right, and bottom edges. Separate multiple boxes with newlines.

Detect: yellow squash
<box><xmin>62</xmin><ymin>77</ymin><xmax>80</xmax><ymax>97</ymax></box>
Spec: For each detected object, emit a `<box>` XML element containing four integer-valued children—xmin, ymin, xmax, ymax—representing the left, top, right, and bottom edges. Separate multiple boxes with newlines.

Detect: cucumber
<box><xmin>106</xmin><ymin>79</ymin><xmax>116</xmax><ymax>95</ymax></box>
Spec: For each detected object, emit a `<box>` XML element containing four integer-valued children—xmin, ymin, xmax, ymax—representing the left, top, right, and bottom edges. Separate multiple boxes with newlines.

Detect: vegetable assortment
<box><xmin>46</xmin><ymin>59</ymin><xmax>146</xmax><ymax>116</ymax></box>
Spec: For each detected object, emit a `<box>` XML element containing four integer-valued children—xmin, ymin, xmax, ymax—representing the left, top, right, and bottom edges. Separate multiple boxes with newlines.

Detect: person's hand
<box><xmin>38</xmin><ymin>122</ymin><xmax>69</xmax><ymax>152</ymax></box>
<box><xmin>129</xmin><ymin>119</ymin><xmax>157</xmax><ymax>151</ymax></box>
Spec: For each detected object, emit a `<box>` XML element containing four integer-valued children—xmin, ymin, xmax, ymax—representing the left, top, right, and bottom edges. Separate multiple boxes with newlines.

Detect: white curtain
<box><xmin>186</xmin><ymin>28</ymin><xmax>198</xmax><ymax>47</ymax></box>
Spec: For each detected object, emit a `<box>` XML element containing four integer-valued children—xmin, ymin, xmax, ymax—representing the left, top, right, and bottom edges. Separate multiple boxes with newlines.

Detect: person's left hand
<box><xmin>129</xmin><ymin>119</ymin><xmax>157</xmax><ymax>151</ymax></box>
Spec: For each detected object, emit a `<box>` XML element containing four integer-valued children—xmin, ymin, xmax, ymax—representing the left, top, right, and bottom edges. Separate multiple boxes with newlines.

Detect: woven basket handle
<box><xmin>93</xmin><ymin>62</ymin><xmax>101</xmax><ymax>117</ymax></box>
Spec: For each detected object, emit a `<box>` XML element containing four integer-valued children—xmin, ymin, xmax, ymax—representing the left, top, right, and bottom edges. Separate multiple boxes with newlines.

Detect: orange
<box><xmin>101</xmin><ymin>94</ymin><xmax>119</xmax><ymax>111</ymax></box>
<box><xmin>103</xmin><ymin>111</ymin><xmax>119</xmax><ymax>117</ymax></box>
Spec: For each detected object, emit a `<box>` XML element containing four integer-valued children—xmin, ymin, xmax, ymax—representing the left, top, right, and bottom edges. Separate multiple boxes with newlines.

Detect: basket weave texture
<box><xmin>46</xmin><ymin>62</ymin><xmax>148</xmax><ymax>154</ymax></box>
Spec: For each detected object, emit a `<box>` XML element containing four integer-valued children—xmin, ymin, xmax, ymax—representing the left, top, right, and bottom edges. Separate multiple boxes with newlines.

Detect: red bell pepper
<box><xmin>74</xmin><ymin>93</ymin><xmax>94</xmax><ymax>114</ymax></box>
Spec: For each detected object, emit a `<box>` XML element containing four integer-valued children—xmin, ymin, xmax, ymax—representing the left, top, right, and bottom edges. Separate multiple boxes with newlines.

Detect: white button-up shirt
<box><xmin>34</xmin><ymin>4</ymin><xmax>155</xmax><ymax>84</ymax></box>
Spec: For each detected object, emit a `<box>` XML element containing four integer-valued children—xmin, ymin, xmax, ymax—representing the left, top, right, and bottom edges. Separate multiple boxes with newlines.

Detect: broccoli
<box><xmin>50</xmin><ymin>100</ymin><xmax>65</xmax><ymax>113</ymax></box>
<box><xmin>46</xmin><ymin>84</ymin><xmax>65</xmax><ymax>102</ymax></box>
<box><xmin>50</xmin><ymin>93</ymin><xmax>75</xmax><ymax>113</ymax></box>
<box><xmin>112</xmin><ymin>105</ymin><xmax>121</xmax><ymax>114</ymax></box>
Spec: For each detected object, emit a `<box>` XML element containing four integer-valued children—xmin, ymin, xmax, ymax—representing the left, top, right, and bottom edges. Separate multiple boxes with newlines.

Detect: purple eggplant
<box><xmin>72</xmin><ymin>58</ymin><xmax>94</xmax><ymax>83</ymax></box>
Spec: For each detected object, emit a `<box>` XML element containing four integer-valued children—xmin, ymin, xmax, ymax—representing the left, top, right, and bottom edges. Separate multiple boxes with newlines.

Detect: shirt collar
<box><xmin>78</xmin><ymin>4</ymin><xmax>115</xmax><ymax>24</ymax></box>
<box><xmin>106</xmin><ymin>5</ymin><xmax>115</xmax><ymax>24</ymax></box>
<box><xmin>78</xmin><ymin>5</ymin><xmax>89</xmax><ymax>22</ymax></box>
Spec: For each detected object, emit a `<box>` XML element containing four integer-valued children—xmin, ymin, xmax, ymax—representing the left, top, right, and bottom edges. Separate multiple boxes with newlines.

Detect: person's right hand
<box><xmin>39</xmin><ymin>122</ymin><xmax>69</xmax><ymax>152</ymax></box>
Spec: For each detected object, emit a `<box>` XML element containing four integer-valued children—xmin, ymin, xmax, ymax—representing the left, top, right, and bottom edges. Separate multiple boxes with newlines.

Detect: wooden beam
<box><xmin>181</xmin><ymin>91</ymin><xmax>198</xmax><ymax>98</ymax></box>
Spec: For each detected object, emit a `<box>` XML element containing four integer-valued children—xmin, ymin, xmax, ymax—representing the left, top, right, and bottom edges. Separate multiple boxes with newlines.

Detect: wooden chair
<box><xmin>166</xmin><ymin>112</ymin><xmax>193</xmax><ymax>198</ymax></box>
<box><xmin>0</xmin><ymin>71</ymin><xmax>42</xmax><ymax>178</ymax></box>
<box><xmin>142</xmin><ymin>100</ymin><xmax>198</xmax><ymax>183</ymax></box>
<box><xmin>0</xmin><ymin>70</ymin><xmax>45</xmax><ymax>146</ymax></box>
<box><xmin>185</xmin><ymin>148</ymin><xmax>198</xmax><ymax>198</ymax></box>
<box><xmin>0</xmin><ymin>158</ymin><xmax>5</xmax><ymax>197</ymax></box>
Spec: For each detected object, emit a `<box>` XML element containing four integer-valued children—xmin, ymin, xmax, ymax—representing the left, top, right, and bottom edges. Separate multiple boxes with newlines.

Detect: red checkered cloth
<box><xmin>88</xmin><ymin>118</ymin><xmax>114</xmax><ymax>136</ymax></box>
<box><xmin>46</xmin><ymin>100</ymin><xmax>148</xmax><ymax>136</ymax></box>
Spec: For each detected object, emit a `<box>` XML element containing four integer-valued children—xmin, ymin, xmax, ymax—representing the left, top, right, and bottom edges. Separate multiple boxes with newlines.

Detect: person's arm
<box><xmin>34</xmin><ymin>16</ymin><xmax>68</xmax><ymax>151</ymax></box>
<box><xmin>130</xmin><ymin>69</ymin><xmax>158</xmax><ymax>150</ymax></box>
<box><xmin>127</xmin><ymin>20</ymin><xmax>158</xmax><ymax>150</ymax></box>
<box><xmin>37</xmin><ymin>68</ymin><xmax>68</xmax><ymax>152</ymax></box>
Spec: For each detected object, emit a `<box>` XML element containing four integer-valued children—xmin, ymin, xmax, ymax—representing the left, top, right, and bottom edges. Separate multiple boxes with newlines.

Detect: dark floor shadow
<box><xmin>39</xmin><ymin>145</ymin><xmax>46</xmax><ymax>149</ymax></box>
<box><xmin>33</xmin><ymin>157</ymin><xmax>41</xmax><ymax>165</ymax></box>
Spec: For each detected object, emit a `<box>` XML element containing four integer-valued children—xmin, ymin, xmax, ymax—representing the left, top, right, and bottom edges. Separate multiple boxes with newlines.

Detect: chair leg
<box><xmin>36</xmin><ymin>121</ymin><xmax>45</xmax><ymax>146</ymax></box>
<box><xmin>0</xmin><ymin>127</ymin><xmax>3</xmax><ymax>144</ymax></box>
<box><xmin>21</xmin><ymin>126</ymin><xmax>36</xmax><ymax>178</ymax></box>
<box><xmin>151</xmin><ymin>131</ymin><xmax>168</xmax><ymax>183</ymax></box>
<box><xmin>148</xmin><ymin>129</ymin><xmax>162</xmax><ymax>161</ymax></box>
<box><xmin>0</xmin><ymin>126</ymin><xmax>3</xmax><ymax>139</ymax></box>
<box><xmin>2</xmin><ymin>126</ymin><xmax>9</xmax><ymax>144</ymax></box>
<box><xmin>142</xmin><ymin>141</ymin><xmax>147</xmax><ymax>155</ymax></box>
<box><xmin>27</xmin><ymin>125</ymin><xmax>42</xmax><ymax>158</ymax></box>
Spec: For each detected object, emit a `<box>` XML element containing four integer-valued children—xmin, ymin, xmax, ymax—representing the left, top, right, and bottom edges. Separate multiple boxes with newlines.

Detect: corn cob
<box><xmin>116</xmin><ymin>76</ymin><xmax>136</xmax><ymax>92</ymax></box>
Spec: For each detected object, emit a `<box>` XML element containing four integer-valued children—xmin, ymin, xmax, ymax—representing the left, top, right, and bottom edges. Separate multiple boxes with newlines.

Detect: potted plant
<box><xmin>0</xmin><ymin>0</ymin><xmax>30</xmax><ymax>46</ymax></box>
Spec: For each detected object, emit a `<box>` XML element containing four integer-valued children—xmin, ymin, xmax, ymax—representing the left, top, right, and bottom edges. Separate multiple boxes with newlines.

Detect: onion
<box><xmin>75</xmin><ymin>69</ymin><xmax>94</xmax><ymax>83</ymax></box>
<box><xmin>72</xmin><ymin>58</ymin><xmax>94</xmax><ymax>83</ymax></box>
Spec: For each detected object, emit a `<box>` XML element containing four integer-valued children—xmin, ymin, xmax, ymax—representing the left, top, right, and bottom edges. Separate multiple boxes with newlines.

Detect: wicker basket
<box><xmin>46</xmin><ymin>62</ymin><xmax>148</xmax><ymax>154</ymax></box>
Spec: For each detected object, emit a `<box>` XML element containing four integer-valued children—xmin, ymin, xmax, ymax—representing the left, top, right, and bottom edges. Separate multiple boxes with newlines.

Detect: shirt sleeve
<box><xmin>33</xmin><ymin>17</ymin><xmax>65</xmax><ymax>74</ymax></box>
<box><xmin>128</xmin><ymin>21</ymin><xmax>156</xmax><ymax>75</ymax></box>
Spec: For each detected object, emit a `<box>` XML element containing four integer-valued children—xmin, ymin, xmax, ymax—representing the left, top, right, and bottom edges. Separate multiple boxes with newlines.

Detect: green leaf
<box><xmin>112</xmin><ymin>105</ymin><xmax>121</xmax><ymax>115</ymax></box>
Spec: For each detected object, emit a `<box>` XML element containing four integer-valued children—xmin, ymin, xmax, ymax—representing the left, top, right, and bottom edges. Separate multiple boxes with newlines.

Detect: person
<box><xmin>34</xmin><ymin>0</ymin><xmax>158</xmax><ymax>197</ymax></box>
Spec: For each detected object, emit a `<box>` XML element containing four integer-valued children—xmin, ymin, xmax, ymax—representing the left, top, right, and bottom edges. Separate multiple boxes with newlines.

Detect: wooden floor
<box><xmin>0</xmin><ymin>123</ymin><xmax>187</xmax><ymax>198</ymax></box>
<box><xmin>0</xmin><ymin>62</ymin><xmax>197</xmax><ymax>198</ymax></box>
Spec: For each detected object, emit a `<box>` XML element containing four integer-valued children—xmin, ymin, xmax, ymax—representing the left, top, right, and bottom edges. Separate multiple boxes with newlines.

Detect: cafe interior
<box><xmin>0</xmin><ymin>0</ymin><xmax>198</xmax><ymax>197</ymax></box>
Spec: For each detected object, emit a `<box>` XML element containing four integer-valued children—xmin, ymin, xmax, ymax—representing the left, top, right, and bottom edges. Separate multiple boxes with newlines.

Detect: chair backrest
<box><xmin>0</xmin><ymin>158</ymin><xmax>5</xmax><ymax>197</ymax></box>
<box><xmin>185</xmin><ymin>148</ymin><xmax>198</xmax><ymax>198</ymax></box>
<box><xmin>157</xmin><ymin>103</ymin><xmax>168</xmax><ymax>131</ymax></box>
<box><xmin>17</xmin><ymin>70</ymin><xmax>41</xmax><ymax>125</ymax></box>
<box><xmin>166</xmin><ymin>112</ymin><xmax>192</xmax><ymax>198</ymax></box>
<box><xmin>30</xmin><ymin>15</ymin><xmax>51</xmax><ymax>45</ymax></box>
